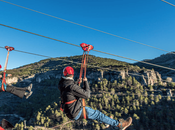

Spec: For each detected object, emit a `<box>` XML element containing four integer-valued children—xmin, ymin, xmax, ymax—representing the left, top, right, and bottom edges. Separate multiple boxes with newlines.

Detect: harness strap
<box><xmin>60</xmin><ymin>99</ymin><xmax>77</xmax><ymax>112</ymax></box>
<box><xmin>82</xmin><ymin>99</ymin><xmax>86</xmax><ymax>119</ymax></box>
<box><xmin>60</xmin><ymin>106</ymin><xmax>64</xmax><ymax>112</ymax></box>
<box><xmin>78</xmin><ymin>52</ymin><xmax>85</xmax><ymax>84</ymax></box>
<box><xmin>82</xmin><ymin>54</ymin><xmax>87</xmax><ymax>119</ymax></box>
<box><xmin>78</xmin><ymin>52</ymin><xmax>87</xmax><ymax>119</ymax></box>
<box><xmin>65</xmin><ymin>99</ymin><xmax>77</xmax><ymax>104</ymax></box>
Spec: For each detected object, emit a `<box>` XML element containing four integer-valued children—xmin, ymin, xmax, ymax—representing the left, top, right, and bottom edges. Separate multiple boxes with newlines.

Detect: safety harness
<box><xmin>60</xmin><ymin>43</ymin><xmax>93</xmax><ymax>120</ymax></box>
<box><xmin>1</xmin><ymin>46</ymin><xmax>14</xmax><ymax>91</ymax></box>
<box><xmin>60</xmin><ymin>99</ymin><xmax>77</xmax><ymax>112</ymax></box>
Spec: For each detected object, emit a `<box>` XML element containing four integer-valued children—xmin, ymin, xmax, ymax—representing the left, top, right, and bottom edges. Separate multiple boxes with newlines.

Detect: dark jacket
<box><xmin>58</xmin><ymin>77</ymin><xmax>90</xmax><ymax>119</ymax></box>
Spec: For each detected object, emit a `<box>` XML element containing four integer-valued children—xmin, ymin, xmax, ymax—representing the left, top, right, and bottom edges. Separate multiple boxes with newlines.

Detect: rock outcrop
<box><xmin>6</xmin><ymin>77</ymin><xmax>18</xmax><ymax>84</ymax></box>
<box><xmin>88</xmin><ymin>69</ymin><xmax>163</xmax><ymax>86</ymax></box>
<box><xmin>141</xmin><ymin>69</ymin><xmax>162</xmax><ymax>86</ymax></box>
<box><xmin>5</xmin><ymin>68</ymin><xmax>163</xmax><ymax>87</ymax></box>
<box><xmin>162</xmin><ymin>76</ymin><xmax>175</xmax><ymax>82</ymax></box>
<box><xmin>5</xmin><ymin>74</ymin><xmax>35</xmax><ymax>84</ymax></box>
<box><xmin>166</xmin><ymin>89</ymin><xmax>172</xmax><ymax>97</ymax></box>
<box><xmin>135</xmin><ymin>52</ymin><xmax>175</xmax><ymax>78</ymax></box>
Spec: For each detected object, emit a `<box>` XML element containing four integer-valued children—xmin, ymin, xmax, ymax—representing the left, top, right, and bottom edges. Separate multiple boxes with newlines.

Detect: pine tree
<box><xmin>114</xmin><ymin>94</ymin><xmax>118</xmax><ymax>100</ymax></box>
<box><xmin>167</xmin><ymin>96</ymin><xmax>171</xmax><ymax>101</ymax></box>
<box><xmin>144</xmin><ymin>90</ymin><xmax>148</xmax><ymax>96</ymax></box>
<box><xmin>144</xmin><ymin>98</ymin><xmax>148</xmax><ymax>105</ymax></box>
<box><xmin>151</xmin><ymin>101</ymin><xmax>155</xmax><ymax>105</ymax></box>
<box><xmin>111</xmin><ymin>100</ymin><xmax>115</xmax><ymax>107</ymax></box>
<box><xmin>158</xmin><ymin>94</ymin><xmax>162</xmax><ymax>100</ymax></box>
<box><xmin>111</xmin><ymin>88</ymin><xmax>115</xmax><ymax>94</ymax></box>
<box><xmin>28</xmin><ymin>126</ymin><xmax>34</xmax><ymax>130</ymax></box>
<box><xmin>136</xmin><ymin>100</ymin><xmax>139</xmax><ymax>106</ymax></box>
<box><xmin>116</xmin><ymin>98</ymin><xmax>120</xmax><ymax>104</ymax></box>
<box><xmin>133</xmin><ymin>113</ymin><xmax>140</xmax><ymax>120</ymax></box>
<box><xmin>116</xmin><ymin>104</ymin><xmax>121</xmax><ymax>110</ymax></box>
<box><xmin>124</xmin><ymin>108</ymin><xmax>128</xmax><ymax>114</ymax></box>
<box><xmin>99</xmin><ymin>103</ymin><xmax>103</xmax><ymax>110</ymax></box>
<box><xmin>36</xmin><ymin>112</ymin><xmax>41</xmax><ymax>122</ymax></box>
<box><xmin>41</xmin><ymin>117</ymin><xmax>45</xmax><ymax>125</ymax></box>
<box><xmin>132</xmin><ymin>93</ymin><xmax>135</xmax><ymax>99</ymax></box>
<box><xmin>95</xmin><ymin>124</ymin><xmax>100</xmax><ymax>130</ymax></box>
<box><xmin>155</xmin><ymin>96</ymin><xmax>159</xmax><ymax>104</ymax></box>
<box><xmin>150</xmin><ymin>85</ymin><xmax>153</xmax><ymax>91</ymax></box>
<box><xmin>133</xmin><ymin>105</ymin><xmax>137</xmax><ymax>111</ymax></box>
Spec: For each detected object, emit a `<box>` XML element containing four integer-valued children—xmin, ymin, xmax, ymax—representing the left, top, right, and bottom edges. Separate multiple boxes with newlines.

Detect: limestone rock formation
<box><xmin>99</xmin><ymin>69</ymin><xmax>163</xmax><ymax>86</ymax></box>
<box><xmin>6</xmin><ymin>77</ymin><xmax>18</xmax><ymax>84</ymax></box>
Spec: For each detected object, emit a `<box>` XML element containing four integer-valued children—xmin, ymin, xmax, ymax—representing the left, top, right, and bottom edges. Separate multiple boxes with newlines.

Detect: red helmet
<box><xmin>0</xmin><ymin>126</ymin><xmax>4</xmax><ymax>130</ymax></box>
<box><xmin>63</xmin><ymin>66</ymin><xmax>74</xmax><ymax>76</ymax></box>
<box><xmin>0</xmin><ymin>64</ymin><xmax>2</xmax><ymax>69</ymax></box>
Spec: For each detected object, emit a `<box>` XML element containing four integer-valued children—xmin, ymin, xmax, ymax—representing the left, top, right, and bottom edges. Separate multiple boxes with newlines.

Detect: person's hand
<box><xmin>83</xmin><ymin>77</ymin><xmax>87</xmax><ymax>81</ymax></box>
<box><xmin>0</xmin><ymin>75</ymin><xmax>2</xmax><ymax>78</ymax></box>
<box><xmin>78</xmin><ymin>78</ymin><xmax>82</xmax><ymax>84</ymax></box>
<box><xmin>8</xmin><ymin>74</ymin><xmax>12</xmax><ymax>77</ymax></box>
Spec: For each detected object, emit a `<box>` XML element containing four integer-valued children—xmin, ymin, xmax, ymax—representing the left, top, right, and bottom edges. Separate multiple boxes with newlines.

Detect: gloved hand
<box><xmin>83</xmin><ymin>77</ymin><xmax>87</xmax><ymax>82</ymax></box>
<box><xmin>76</xmin><ymin>78</ymin><xmax>82</xmax><ymax>85</ymax></box>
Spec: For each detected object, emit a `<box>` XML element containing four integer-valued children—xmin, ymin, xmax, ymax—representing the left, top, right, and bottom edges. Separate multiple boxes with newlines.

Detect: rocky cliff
<box><xmin>5</xmin><ymin>68</ymin><xmax>162</xmax><ymax>87</ymax></box>
<box><xmin>135</xmin><ymin>52</ymin><xmax>175</xmax><ymax>82</ymax></box>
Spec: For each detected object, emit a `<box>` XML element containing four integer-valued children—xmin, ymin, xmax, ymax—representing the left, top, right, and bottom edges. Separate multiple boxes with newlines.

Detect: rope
<box><xmin>161</xmin><ymin>0</ymin><xmax>175</xmax><ymax>7</ymax></box>
<box><xmin>79</xmin><ymin>52</ymin><xmax>85</xmax><ymax>81</ymax></box>
<box><xmin>0</xmin><ymin>23</ymin><xmax>175</xmax><ymax>72</ymax></box>
<box><xmin>78</xmin><ymin>52</ymin><xmax>88</xmax><ymax>119</ymax></box>
<box><xmin>0</xmin><ymin>0</ymin><xmax>174</xmax><ymax>54</ymax></box>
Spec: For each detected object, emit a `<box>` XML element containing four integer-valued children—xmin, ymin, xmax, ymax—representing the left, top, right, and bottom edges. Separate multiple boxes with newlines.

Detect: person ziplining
<box><xmin>0</xmin><ymin>46</ymin><xmax>33</xmax><ymax>99</ymax></box>
<box><xmin>58</xmin><ymin>43</ymin><xmax>132</xmax><ymax>130</ymax></box>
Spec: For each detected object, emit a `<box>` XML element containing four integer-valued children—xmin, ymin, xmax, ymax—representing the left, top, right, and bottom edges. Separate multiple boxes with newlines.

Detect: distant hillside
<box><xmin>4</xmin><ymin>55</ymin><xmax>142</xmax><ymax>77</ymax></box>
<box><xmin>135</xmin><ymin>52</ymin><xmax>175</xmax><ymax>78</ymax></box>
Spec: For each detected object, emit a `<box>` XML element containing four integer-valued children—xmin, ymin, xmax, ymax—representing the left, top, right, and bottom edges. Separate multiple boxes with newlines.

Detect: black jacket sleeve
<box><xmin>71</xmin><ymin>81</ymin><xmax>90</xmax><ymax>99</ymax></box>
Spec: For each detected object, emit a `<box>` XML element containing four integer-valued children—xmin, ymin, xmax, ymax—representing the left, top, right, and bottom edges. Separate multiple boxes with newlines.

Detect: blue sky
<box><xmin>0</xmin><ymin>0</ymin><xmax>175</xmax><ymax>69</ymax></box>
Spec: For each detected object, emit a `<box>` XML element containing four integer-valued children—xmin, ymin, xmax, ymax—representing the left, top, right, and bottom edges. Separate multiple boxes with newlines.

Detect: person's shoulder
<box><xmin>70</xmin><ymin>83</ymin><xmax>80</xmax><ymax>90</ymax></box>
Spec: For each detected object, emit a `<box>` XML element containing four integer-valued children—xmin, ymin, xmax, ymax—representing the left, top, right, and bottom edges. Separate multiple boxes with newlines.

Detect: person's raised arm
<box><xmin>72</xmin><ymin>78</ymin><xmax>90</xmax><ymax>99</ymax></box>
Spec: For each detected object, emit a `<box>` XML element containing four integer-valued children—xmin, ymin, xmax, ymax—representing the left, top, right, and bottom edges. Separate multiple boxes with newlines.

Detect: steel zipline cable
<box><xmin>161</xmin><ymin>0</ymin><xmax>175</xmax><ymax>7</ymax></box>
<box><xmin>0</xmin><ymin>0</ymin><xmax>174</xmax><ymax>54</ymax></box>
<box><xmin>1</xmin><ymin>23</ymin><xmax>175</xmax><ymax>72</ymax></box>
